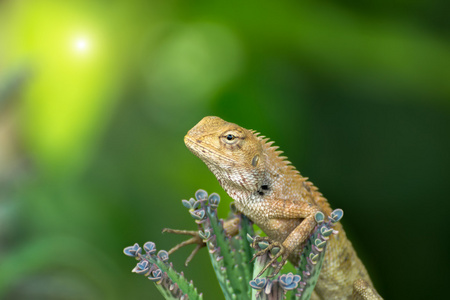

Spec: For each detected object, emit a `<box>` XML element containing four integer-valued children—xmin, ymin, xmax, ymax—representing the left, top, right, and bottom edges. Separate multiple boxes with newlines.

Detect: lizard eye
<box><xmin>221</xmin><ymin>131</ymin><xmax>241</xmax><ymax>145</ymax></box>
<box><xmin>226</xmin><ymin>134</ymin><xmax>235</xmax><ymax>141</ymax></box>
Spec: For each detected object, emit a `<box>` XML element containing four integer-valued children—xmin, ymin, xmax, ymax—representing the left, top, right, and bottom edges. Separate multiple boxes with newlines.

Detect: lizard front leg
<box><xmin>252</xmin><ymin>200</ymin><xmax>320</xmax><ymax>277</ymax></box>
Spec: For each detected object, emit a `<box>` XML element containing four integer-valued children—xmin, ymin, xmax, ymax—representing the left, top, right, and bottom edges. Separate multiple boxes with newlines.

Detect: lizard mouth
<box><xmin>183</xmin><ymin>135</ymin><xmax>199</xmax><ymax>153</ymax></box>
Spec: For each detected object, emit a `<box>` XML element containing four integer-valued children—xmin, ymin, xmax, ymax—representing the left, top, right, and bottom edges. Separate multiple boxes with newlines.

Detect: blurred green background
<box><xmin>1</xmin><ymin>0</ymin><xmax>449</xmax><ymax>299</ymax></box>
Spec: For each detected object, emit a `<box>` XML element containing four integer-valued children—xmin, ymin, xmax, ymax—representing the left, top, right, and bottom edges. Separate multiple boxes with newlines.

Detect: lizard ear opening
<box><xmin>251</xmin><ymin>155</ymin><xmax>259</xmax><ymax>167</ymax></box>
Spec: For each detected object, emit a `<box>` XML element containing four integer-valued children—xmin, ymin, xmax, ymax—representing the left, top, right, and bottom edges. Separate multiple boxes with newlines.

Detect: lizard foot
<box><xmin>250</xmin><ymin>236</ymin><xmax>289</xmax><ymax>278</ymax></box>
<box><xmin>162</xmin><ymin>228</ymin><xmax>205</xmax><ymax>266</ymax></box>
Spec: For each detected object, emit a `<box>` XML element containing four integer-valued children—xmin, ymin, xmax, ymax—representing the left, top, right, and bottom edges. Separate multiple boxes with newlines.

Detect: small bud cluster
<box><xmin>123</xmin><ymin>241</ymin><xmax>202</xmax><ymax>299</ymax></box>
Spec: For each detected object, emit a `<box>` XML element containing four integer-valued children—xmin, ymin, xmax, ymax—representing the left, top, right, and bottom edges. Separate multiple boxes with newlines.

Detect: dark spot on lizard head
<box><xmin>261</xmin><ymin>184</ymin><xmax>269</xmax><ymax>190</ymax></box>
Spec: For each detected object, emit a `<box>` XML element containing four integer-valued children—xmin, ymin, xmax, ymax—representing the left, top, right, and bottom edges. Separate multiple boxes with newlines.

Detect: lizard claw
<box><xmin>162</xmin><ymin>228</ymin><xmax>205</xmax><ymax>266</ymax></box>
<box><xmin>251</xmin><ymin>236</ymin><xmax>288</xmax><ymax>278</ymax></box>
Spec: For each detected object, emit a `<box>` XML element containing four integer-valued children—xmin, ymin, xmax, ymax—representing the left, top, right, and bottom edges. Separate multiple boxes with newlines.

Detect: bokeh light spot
<box><xmin>74</xmin><ymin>37</ymin><xmax>89</xmax><ymax>53</ymax></box>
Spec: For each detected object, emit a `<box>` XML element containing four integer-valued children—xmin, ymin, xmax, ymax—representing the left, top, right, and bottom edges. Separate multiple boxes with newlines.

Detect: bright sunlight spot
<box><xmin>73</xmin><ymin>37</ymin><xmax>89</xmax><ymax>53</ymax></box>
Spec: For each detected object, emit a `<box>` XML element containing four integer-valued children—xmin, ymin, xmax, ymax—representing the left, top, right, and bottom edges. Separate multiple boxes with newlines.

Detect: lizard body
<box><xmin>184</xmin><ymin>116</ymin><xmax>381</xmax><ymax>300</ymax></box>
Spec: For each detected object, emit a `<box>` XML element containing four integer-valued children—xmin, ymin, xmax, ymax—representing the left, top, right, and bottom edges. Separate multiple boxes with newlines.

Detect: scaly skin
<box><xmin>182</xmin><ymin>116</ymin><xmax>381</xmax><ymax>300</ymax></box>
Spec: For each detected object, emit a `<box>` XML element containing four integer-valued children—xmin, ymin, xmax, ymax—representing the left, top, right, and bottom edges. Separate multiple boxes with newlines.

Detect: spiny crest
<box><xmin>250</xmin><ymin>129</ymin><xmax>301</xmax><ymax>178</ymax></box>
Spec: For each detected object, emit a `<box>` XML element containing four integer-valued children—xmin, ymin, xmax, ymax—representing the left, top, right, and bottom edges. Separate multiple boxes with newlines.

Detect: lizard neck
<box><xmin>205</xmin><ymin>136</ymin><xmax>328</xmax><ymax>213</ymax></box>
<box><xmin>204</xmin><ymin>162</ymin><xmax>255</xmax><ymax>204</ymax></box>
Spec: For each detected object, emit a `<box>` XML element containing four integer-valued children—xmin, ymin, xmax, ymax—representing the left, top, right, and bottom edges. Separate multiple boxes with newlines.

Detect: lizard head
<box><xmin>184</xmin><ymin>116</ymin><xmax>265</xmax><ymax>192</ymax></box>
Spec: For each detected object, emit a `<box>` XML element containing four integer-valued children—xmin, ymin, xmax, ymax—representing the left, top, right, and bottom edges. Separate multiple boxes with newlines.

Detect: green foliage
<box><xmin>193</xmin><ymin>190</ymin><xmax>253</xmax><ymax>299</ymax></box>
<box><xmin>124</xmin><ymin>190</ymin><xmax>344</xmax><ymax>300</ymax></box>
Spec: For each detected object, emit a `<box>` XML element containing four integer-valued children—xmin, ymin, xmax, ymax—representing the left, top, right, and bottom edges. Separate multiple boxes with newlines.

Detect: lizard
<box><xmin>167</xmin><ymin>116</ymin><xmax>382</xmax><ymax>300</ymax></box>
